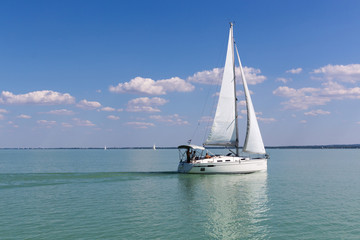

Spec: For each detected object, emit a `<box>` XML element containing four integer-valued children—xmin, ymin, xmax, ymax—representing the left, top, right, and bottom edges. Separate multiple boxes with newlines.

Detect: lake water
<box><xmin>0</xmin><ymin>148</ymin><xmax>359</xmax><ymax>239</ymax></box>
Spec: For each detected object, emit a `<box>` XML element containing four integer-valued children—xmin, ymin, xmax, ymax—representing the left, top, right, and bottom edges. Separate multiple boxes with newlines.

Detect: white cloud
<box><xmin>286</xmin><ymin>68</ymin><xmax>303</xmax><ymax>74</ymax></box>
<box><xmin>276</xmin><ymin>77</ymin><xmax>291</xmax><ymax>83</ymax></box>
<box><xmin>274</xmin><ymin>81</ymin><xmax>360</xmax><ymax>110</ymax></box>
<box><xmin>199</xmin><ymin>116</ymin><xmax>213</xmax><ymax>123</ymax></box>
<box><xmin>238</xmin><ymin>100</ymin><xmax>246</xmax><ymax>106</ymax></box>
<box><xmin>240</xmin><ymin>67</ymin><xmax>267</xmax><ymax>85</ymax></box>
<box><xmin>127</xmin><ymin>97</ymin><xmax>168</xmax><ymax>112</ymax></box>
<box><xmin>61</xmin><ymin>122</ymin><xmax>73</xmax><ymax>128</ymax></box>
<box><xmin>257</xmin><ymin>117</ymin><xmax>276</xmax><ymax>123</ymax></box>
<box><xmin>0</xmin><ymin>114</ymin><xmax>4</xmax><ymax>120</ymax></box>
<box><xmin>107</xmin><ymin>115</ymin><xmax>120</xmax><ymax>120</ymax></box>
<box><xmin>312</xmin><ymin>64</ymin><xmax>360</xmax><ymax>83</ymax></box>
<box><xmin>76</xmin><ymin>99</ymin><xmax>101</xmax><ymax>109</ymax></box>
<box><xmin>273</xmin><ymin>86</ymin><xmax>330</xmax><ymax>110</ymax></box>
<box><xmin>0</xmin><ymin>109</ymin><xmax>8</xmax><ymax>113</ymax></box>
<box><xmin>109</xmin><ymin>76</ymin><xmax>194</xmax><ymax>95</ymax></box>
<box><xmin>300</xmin><ymin>120</ymin><xmax>307</xmax><ymax>124</ymax></box>
<box><xmin>304</xmin><ymin>109</ymin><xmax>331</xmax><ymax>116</ymax></box>
<box><xmin>47</xmin><ymin>109</ymin><xmax>75</xmax><ymax>115</ymax></box>
<box><xmin>187</xmin><ymin>66</ymin><xmax>266</xmax><ymax>85</ymax></box>
<box><xmin>0</xmin><ymin>90</ymin><xmax>75</xmax><ymax>105</ymax></box>
<box><xmin>125</xmin><ymin>121</ymin><xmax>155</xmax><ymax>129</ymax></box>
<box><xmin>72</xmin><ymin>118</ymin><xmax>95</xmax><ymax>127</ymax></box>
<box><xmin>8</xmin><ymin>121</ymin><xmax>19</xmax><ymax>128</ymax></box>
<box><xmin>101</xmin><ymin>107</ymin><xmax>116</xmax><ymax>112</ymax></box>
<box><xmin>17</xmin><ymin>114</ymin><xmax>32</xmax><ymax>119</ymax></box>
<box><xmin>37</xmin><ymin>120</ymin><xmax>57</xmax><ymax>128</ymax></box>
<box><xmin>187</xmin><ymin>67</ymin><xmax>223</xmax><ymax>85</ymax></box>
<box><xmin>150</xmin><ymin>114</ymin><xmax>189</xmax><ymax>125</ymax></box>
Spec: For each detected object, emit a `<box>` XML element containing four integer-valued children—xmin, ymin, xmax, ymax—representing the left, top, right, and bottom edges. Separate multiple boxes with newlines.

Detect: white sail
<box><xmin>177</xmin><ymin>23</ymin><xmax>268</xmax><ymax>174</ymax></box>
<box><xmin>205</xmin><ymin>24</ymin><xmax>237</xmax><ymax>147</ymax></box>
<box><xmin>235</xmin><ymin>46</ymin><xmax>266</xmax><ymax>154</ymax></box>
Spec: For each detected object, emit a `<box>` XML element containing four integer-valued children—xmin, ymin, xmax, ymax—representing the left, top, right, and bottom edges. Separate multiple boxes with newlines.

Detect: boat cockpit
<box><xmin>178</xmin><ymin>145</ymin><xmax>206</xmax><ymax>163</ymax></box>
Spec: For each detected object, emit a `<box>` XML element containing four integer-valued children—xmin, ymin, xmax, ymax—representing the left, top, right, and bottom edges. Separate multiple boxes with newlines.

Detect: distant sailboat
<box><xmin>177</xmin><ymin>23</ymin><xmax>268</xmax><ymax>174</ymax></box>
<box><xmin>153</xmin><ymin>144</ymin><xmax>156</xmax><ymax>150</ymax></box>
<box><xmin>104</xmin><ymin>146</ymin><xmax>107</xmax><ymax>150</ymax></box>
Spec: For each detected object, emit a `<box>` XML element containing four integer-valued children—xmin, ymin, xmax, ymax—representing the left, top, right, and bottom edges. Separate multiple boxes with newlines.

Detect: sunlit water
<box><xmin>0</xmin><ymin>149</ymin><xmax>359</xmax><ymax>239</ymax></box>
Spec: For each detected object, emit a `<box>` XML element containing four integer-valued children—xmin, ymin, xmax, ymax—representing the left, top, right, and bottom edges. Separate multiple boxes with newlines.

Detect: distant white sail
<box><xmin>235</xmin><ymin>46</ymin><xmax>266</xmax><ymax>154</ymax></box>
<box><xmin>205</xmin><ymin>24</ymin><xmax>237</xmax><ymax>147</ymax></box>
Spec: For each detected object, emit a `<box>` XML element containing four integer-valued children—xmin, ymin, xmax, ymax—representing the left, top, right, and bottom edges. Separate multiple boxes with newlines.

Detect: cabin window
<box><xmin>200</xmin><ymin>168</ymin><xmax>205</xmax><ymax>171</ymax></box>
<box><xmin>217</xmin><ymin>160</ymin><xmax>222</xmax><ymax>162</ymax></box>
<box><xmin>225</xmin><ymin>160</ymin><xmax>230</xmax><ymax>162</ymax></box>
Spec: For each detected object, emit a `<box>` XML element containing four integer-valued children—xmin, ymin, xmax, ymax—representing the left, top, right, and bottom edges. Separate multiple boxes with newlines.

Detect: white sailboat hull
<box><xmin>178</xmin><ymin>156</ymin><xmax>267</xmax><ymax>174</ymax></box>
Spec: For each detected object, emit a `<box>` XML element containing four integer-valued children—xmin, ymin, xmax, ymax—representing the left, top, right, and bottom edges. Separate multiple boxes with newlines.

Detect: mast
<box><xmin>230</xmin><ymin>23</ymin><xmax>240</xmax><ymax>156</ymax></box>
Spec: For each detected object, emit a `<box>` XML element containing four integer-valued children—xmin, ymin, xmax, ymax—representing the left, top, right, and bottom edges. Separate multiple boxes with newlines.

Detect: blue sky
<box><xmin>1</xmin><ymin>0</ymin><xmax>360</xmax><ymax>148</ymax></box>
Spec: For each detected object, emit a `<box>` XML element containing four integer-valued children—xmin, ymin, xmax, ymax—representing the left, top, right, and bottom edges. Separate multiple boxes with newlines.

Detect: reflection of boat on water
<box><xmin>177</xmin><ymin>173</ymin><xmax>269</xmax><ymax>239</ymax></box>
<box><xmin>177</xmin><ymin>23</ymin><xmax>268</xmax><ymax>174</ymax></box>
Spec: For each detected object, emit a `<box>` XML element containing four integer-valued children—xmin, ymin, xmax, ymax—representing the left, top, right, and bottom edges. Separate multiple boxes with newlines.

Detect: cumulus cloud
<box><xmin>273</xmin><ymin>86</ymin><xmax>328</xmax><ymax>110</ymax></box>
<box><xmin>312</xmin><ymin>64</ymin><xmax>360</xmax><ymax>83</ymax></box>
<box><xmin>47</xmin><ymin>109</ymin><xmax>75</xmax><ymax>115</ymax></box>
<box><xmin>199</xmin><ymin>116</ymin><xmax>213</xmax><ymax>123</ymax></box>
<box><xmin>125</xmin><ymin>121</ymin><xmax>155</xmax><ymax>129</ymax></box>
<box><xmin>304</xmin><ymin>109</ymin><xmax>331</xmax><ymax>116</ymax></box>
<box><xmin>0</xmin><ymin>109</ymin><xmax>8</xmax><ymax>113</ymax></box>
<box><xmin>109</xmin><ymin>76</ymin><xmax>194</xmax><ymax>95</ymax></box>
<box><xmin>276</xmin><ymin>77</ymin><xmax>291</xmax><ymax>83</ymax></box>
<box><xmin>187</xmin><ymin>66</ymin><xmax>266</xmax><ymax>85</ymax></box>
<box><xmin>72</xmin><ymin>118</ymin><xmax>95</xmax><ymax>127</ymax></box>
<box><xmin>238</xmin><ymin>100</ymin><xmax>246</xmax><ymax>106</ymax></box>
<box><xmin>8</xmin><ymin>121</ymin><xmax>19</xmax><ymax>128</ymax></box>
<box><xmin>273</xmin><ymin>81</ymin><xmax>360</xmax><ymax>110</ymax></box>
<box><xmin>0</xmin><ymin>90</ymin><xmax>75</xmax><ymax>105</ymax></box>
<box><xmin>127</xmin><ymin>97</ymin><xmax>168</xmax><ymax>112</ymax></box>
<box><xmin>76</xmin><ymin>99</ymin><xmax>101</xmax><ymax>109</ymax></box>
<box><xmin>107</xmin><ymin>115</ymin><xmax>120</xmax><ymax>120</ymax></box>
<box><xmin>257</xmin><ymin>117</ymin><xmax>276</xmax><ymax>123</ymax></box>
<box><xmin>150</xmin><ymin>114</ymin><xmax>189</xmax><ymax>125</ymax></box>
<box><xmin>286</xmin><ymin>68</ymin><xmax>303</xmax><ymax>74</ymax></box>
<box><xmin>17</xmin><ymin>114</ymin><xmax>32</xmax><ymax>119</ymax></box>
<box><xmin>61</xmin><ymin>122</ymin><xmax>73</xmax><ymax>128</ymax></box>
<box><xmin>37</xmin><ymin>120</ymin><xmax>57</xmax><ymax>128</ymax></box>
<box><xmin>101</xmin><ymin>107</ymin><xmax>116</xmax><ymax>112</ymax></box>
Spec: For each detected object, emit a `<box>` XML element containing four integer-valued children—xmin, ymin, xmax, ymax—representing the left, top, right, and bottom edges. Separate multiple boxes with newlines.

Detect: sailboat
<box><xmin>153</xmin><ymin>144</ymin><xmax>156</xmax><ymax>150</ymax></box>
<box><xmin>177</xmin><ymin>23</ymin><xmax>268</xmax><ymax>174</ymax></box>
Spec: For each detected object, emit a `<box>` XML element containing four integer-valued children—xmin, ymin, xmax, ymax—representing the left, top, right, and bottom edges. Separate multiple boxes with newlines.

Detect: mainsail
<box><xmin>205</xmin><ymin>24</ymin><xmax>238</xmax><ymax>147</ymax></box>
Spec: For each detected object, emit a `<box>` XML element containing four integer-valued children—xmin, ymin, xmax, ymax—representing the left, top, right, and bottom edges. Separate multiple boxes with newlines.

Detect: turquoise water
<box><xmin>0</xmin><ymin>149</ymin><xmax>359</xmax><ymax>239</ymax></box>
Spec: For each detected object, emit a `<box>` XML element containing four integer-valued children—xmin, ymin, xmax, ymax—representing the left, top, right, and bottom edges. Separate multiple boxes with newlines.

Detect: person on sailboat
<box><xmin>205</xmin><ymin>152</ymin><xmax>211</xmax><ymax>159</ymax></box>
<box><xmin>186</xmin><ymin>149</ymin><xmax>192</xmax><ymax>162</ymax></box>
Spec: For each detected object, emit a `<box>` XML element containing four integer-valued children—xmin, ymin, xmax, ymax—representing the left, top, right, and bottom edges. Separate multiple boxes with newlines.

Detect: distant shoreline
<box><xmin>1</xmin><ymin>144</ymin><xmax>359</xmax><ymax>150</ymax></box>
